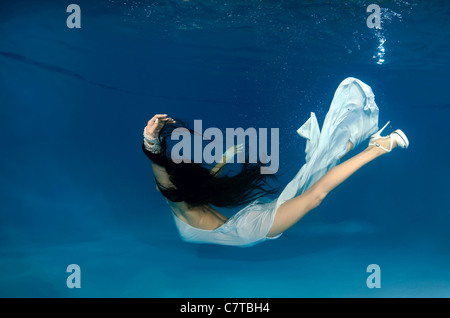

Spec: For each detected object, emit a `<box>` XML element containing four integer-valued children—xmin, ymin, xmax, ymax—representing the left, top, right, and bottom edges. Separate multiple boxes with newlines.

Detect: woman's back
<box><xmin>167</xmin><ymin>201</ymin><xmax>228</xmax><ymax>231</ymax></box>
<box><xmin>167</xmin><ymin>199</ymin><xmax>281</xmax><ymax>247</ymax></box>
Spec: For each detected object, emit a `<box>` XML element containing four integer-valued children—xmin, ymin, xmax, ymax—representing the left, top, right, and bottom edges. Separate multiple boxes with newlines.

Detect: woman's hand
<box><xmin>224</xmin><ymin>144</ymin><xmax>244</xmax><ymax>162</ymax></box>
<box><xmin>211</xmin><ymin>144</ymin><xmax>244</xmax><ymax>176</ymax></box>
<box><xmin>145</xmin><ymin>114</ymin><xmax>176</xmax><ymax>139</ymax></box>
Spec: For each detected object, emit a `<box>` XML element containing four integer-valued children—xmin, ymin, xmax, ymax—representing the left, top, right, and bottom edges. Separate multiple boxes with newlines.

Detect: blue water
<box><xmin>1</xmin><ymin>0</ymin><xmax>449</xmax><ymax>297</ymax></box>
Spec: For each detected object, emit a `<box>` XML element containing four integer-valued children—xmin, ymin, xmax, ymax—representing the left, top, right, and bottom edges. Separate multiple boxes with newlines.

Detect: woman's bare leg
<box><xmin>267</xmin><ymin>139</ymin><xmax>396</xmax><ymax>237</ymax></box>
<box><xmin>339</xmin><ymin>141</ymin><xmax>354</xmax><ymax>159</ymax></box>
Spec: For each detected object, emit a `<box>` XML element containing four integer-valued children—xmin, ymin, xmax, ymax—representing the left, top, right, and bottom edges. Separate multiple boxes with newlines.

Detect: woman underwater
<box><xmin>142</xmin><ymin>77</ymin><xmax>409</xmax><ymax>247</ymax></box>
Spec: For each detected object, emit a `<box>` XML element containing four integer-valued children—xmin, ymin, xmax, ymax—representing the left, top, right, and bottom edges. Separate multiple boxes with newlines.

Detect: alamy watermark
<box><xmin>66</xmin><ymin>4</ymin><xmax>81</xmax><ymax>28</ymax></box>
<box><xmin>366</xmin><ymin>4</ymin><xmax>381</xmax><ymax>29</ymax></box>
<box><xmin>66</xmin><ymin>264</ymin><xmax>81</xmax><ymax>288</ymax></box>
<box><xmin>366</xmin><ymin>264</ymin><xmax>381</xmax><ymax>288</ymax></box>
<box><xmin>170</xmin><ymin>120</ymin><xmax>279</xmax><ymax>175</ymax></box>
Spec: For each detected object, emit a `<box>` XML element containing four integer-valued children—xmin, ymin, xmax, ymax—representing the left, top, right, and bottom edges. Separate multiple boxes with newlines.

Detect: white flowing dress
<box><xmin>172</xmin><ymin>77</ymin><xmax>380</xmax><ymax>247</ymax></box>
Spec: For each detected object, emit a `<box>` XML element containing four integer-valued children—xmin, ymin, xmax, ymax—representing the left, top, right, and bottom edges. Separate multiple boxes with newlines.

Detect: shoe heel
<box><xmin>370</xmin><ymin>121</ymin><xmax>390</xmax><ymax>140</ymax></box>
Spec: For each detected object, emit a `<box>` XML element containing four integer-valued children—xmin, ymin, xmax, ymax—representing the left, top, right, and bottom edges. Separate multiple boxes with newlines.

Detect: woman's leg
<box><xmin>267</xmin><ymin>140</ymin><xmax>394</xmax><ymax>237</ymax></box>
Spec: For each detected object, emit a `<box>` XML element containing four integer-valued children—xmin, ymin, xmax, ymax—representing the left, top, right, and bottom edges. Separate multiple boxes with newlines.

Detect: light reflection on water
<box><xmin>375</xmin><ymin>32</ymin><xmax>386</xmax><ymax>65</ymax></box>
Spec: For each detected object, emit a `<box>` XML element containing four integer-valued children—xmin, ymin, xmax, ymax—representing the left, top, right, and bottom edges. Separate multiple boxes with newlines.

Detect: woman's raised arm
<box><xmin>143</xmin><ymin>114</ymin><xmax>176</xmax><ymax>189</ymax></box>
<box><xmin>210</xmin><ymin>144</ymin><xmax>244</xmax><ymax>176</ymax></box>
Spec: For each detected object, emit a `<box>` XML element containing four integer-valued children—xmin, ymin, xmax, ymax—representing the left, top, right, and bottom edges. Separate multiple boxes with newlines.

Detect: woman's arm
<box><xmin>211</xmin><ymin>144</ymin><xmax>243</xmax><ymax>176</ymax></box>
<box><xmin>143</xmin><ymin>114</ymin><xmax>176</xmax><ymax>189</ymax></box>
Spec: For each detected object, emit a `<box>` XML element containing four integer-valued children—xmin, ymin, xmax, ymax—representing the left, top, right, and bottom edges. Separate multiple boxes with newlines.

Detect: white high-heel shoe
<box><xmin>368</xmin><ymin>121</ymin><xmax>409</xmax><ymax>152</ymax></box>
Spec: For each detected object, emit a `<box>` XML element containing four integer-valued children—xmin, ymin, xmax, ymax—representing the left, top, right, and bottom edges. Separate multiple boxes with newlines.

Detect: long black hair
<box><xmin>142</xmin><ymin>119</ymin><xmax>279</xmax><ymax>208</ymax></box>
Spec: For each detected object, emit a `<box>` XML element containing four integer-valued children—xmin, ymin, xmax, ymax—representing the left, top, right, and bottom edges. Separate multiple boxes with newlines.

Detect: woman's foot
<box><xmin>368</xmin><ymin>121</ymin><xmax>409</xmax><ymax>154</ymax></box>
<box><xmin>368</xmin><ymin>134</ymin><xmax>398</xmax><ymax>154</ymax></box>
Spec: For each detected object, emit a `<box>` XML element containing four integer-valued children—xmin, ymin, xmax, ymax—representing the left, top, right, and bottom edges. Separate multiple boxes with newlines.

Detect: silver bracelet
<box><xmin>143</xmin><ymin>128</ymin><xmax>162</xmax><ymax>154</ymax></box>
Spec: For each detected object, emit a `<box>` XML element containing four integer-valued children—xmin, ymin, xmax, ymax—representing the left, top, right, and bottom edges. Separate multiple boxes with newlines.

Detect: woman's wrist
<box><xmin>143</xmin><ymin>128</ymin><xmax>162</xmax><ymax>153</ymax></box>
<box><xmin>144</xmin><ymin>127</ymin><xmax>158</xmax><ymax>139</ymax></box>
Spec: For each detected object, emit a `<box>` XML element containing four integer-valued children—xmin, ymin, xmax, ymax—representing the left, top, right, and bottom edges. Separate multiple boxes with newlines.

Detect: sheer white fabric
<box><xmin>274</xmin><ymin>77</ymin><xmax>379</xmax><ymax>210</ymax></box>
<box><xmin>173</xmin><ymin>198</ymin><xmax>280</xmax><ymax>247</ymax></box>
<box><xmin>172</xmin><ymin>77</ymin><xmax>380</xmax><ymax>247</ymax></box>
